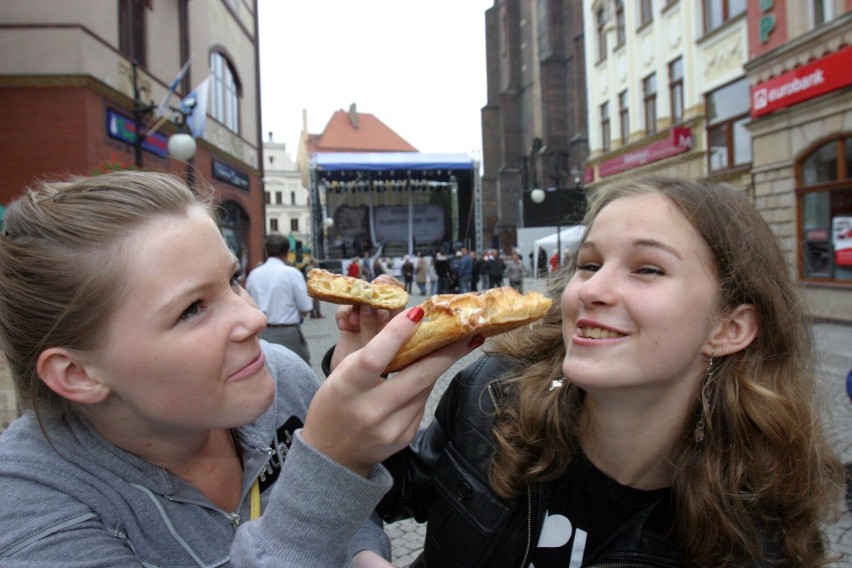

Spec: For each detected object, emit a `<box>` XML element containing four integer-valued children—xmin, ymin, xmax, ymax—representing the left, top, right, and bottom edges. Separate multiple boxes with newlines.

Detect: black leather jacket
<box><xmin>377</xmin><ymin>354</ymin><xmax>682</xmax><ymax>568</ymax></box>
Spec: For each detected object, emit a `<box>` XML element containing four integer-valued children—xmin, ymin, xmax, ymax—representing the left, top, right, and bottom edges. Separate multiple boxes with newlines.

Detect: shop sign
<box><xmin>106</xmin><ymin>109</ymin><xmax>168</xmax><ymax>157</ymax></box>
<box><xmin>834</xmin><ymin>216</ymin><xmax>852</xmax><ymax>267</ymax></box>
<box><xmin>751</xmin><ymin>45</ymin><xmax>852</xmax><ymax>118</ymax></box>
<box><xmin>598</xmin><ymin>127</ymin><xmax>692</xmax><ymax>178</ymax></box>
<box><xmin>212</xmin><ymin>159</ymin><xmax>250</xmax><ymax>190</ymax></box>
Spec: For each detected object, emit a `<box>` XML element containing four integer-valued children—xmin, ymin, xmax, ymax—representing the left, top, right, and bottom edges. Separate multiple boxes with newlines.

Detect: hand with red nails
<box><xmin>302</xmin><ymin>304</ymin><xmax>479</xmax><ymax>477</ymax></box>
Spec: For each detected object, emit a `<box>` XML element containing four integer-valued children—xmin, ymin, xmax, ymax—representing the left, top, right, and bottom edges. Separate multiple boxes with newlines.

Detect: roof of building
<box><xmin>312</xmin><ymin>104</ymin><xmax>418</xmax><ymax>153</ymax></box>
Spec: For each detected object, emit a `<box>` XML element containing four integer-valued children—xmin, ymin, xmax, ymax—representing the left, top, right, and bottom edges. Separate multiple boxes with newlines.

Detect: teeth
<box><xmin>578</xmin><ymin>327</ymin><xmax>621</xmax><ymax>339</ymax></box>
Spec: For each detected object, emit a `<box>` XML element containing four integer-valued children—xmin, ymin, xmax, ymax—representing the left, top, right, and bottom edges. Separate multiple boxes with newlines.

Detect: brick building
<box><xmin>0</xmin><ymin>0</ymin><xmax>266</xmax><ymax>269</ymax></box>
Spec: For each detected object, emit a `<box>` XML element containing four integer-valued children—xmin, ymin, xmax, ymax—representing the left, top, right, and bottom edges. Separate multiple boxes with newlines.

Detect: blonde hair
<box><xmin>0</xmin><ymin>171</ymin><xmax>215</xmax><ymax>421</ymax></box>
<box><xmin>488</xmin><ymin>176</ymin><xmax>844</xmax><ymax>566</ymax></box>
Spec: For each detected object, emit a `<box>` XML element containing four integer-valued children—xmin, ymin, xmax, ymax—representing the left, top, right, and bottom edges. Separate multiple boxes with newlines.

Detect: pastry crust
<box><xmin>306</xmin><ymin>268</ymin><xmax>409</xmax><ymax>310</ymax></box>
<box><xmin>385</xmin><ymin>286</ymin><xmax>552</xmax><ymax>373</ymax></box>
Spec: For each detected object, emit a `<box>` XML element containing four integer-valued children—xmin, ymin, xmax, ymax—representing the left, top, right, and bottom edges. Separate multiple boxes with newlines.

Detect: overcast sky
<box><xmin>257</xmin><ymin>0</ymin><xmax>492</xmax><ymax>158</ymax></box>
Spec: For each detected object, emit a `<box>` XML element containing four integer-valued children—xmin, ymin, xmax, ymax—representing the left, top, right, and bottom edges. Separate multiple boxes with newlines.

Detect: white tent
<box><xmin>534</xmin><ymin>225</ymin><xmax>585</xmax><ymax>268</ymax></box>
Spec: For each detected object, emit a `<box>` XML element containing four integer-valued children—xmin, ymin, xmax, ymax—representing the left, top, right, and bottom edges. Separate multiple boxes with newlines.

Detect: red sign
<box><xmin>598</xmin><ymin>127</ymin><xmax>692</xmax><ymax>178</ymax></box>
<box><xmin>751</xmin><ymin>45</ymin><xmax>852</xmax><ymax>118</ymax></box>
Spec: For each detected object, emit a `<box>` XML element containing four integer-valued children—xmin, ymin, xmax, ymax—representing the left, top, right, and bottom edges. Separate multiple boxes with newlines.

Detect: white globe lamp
<box><xmin>167</xmin><ymin>133</ymin><xmax>197</xmax><ymax>161</ymax></box>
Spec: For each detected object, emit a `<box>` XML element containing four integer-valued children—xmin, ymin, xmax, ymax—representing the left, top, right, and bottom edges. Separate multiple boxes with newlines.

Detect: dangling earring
<box><xmin>694</xmin><ymin>357</ymin><xmax>715</xmax><ymax>443</ymax></box>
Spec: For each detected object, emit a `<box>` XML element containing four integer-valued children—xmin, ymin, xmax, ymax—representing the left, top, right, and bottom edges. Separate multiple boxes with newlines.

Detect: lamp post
<box><xmin>530</xmin><ymin>187</ymin><xmax>561</xmax><ymax>269</ymax></box>
<box><xmin>131</xmin><ymin>61</ymin><xmax>197</xmax><ymax>168</ymax></box>
<box><xmin>322</xmin><ymin>217</ymin><xmax>334</xmax><ymax>260</ymax></box>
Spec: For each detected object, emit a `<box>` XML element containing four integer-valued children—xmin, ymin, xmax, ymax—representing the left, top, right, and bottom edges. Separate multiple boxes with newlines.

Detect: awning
<box><xmin>312</xmin><ymin>152</ymin><xmax>475</xmax><ymax>180</ymax></box>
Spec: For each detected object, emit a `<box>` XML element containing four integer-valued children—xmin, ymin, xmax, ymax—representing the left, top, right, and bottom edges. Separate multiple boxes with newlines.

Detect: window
<box><xmin>118</xmin><ymin>0</ymin><xmax>146</xmax><ymax>65</ymax></box>
<box><xmin>210</xmin><ymin>52</ymin><xmax>240</xmax><ymax>133</ymax></box>
<box><xmin>537</xmin><ymin>0</ymin><xmax>552</xmax><ymax>58</ymax></box>
<box><xmin>706</xmin><ymin>78</ymin><xmax>751</xmax><ymax>172</ymax></box>
<box><xmin>290</xmin><ymin>219</ymin><xmax>300</xmax><ymax>233</ymax></box>
<box><xmin>275</xmin><ymin>191</ymin><xmax>282</xmax><ymax>205</ymax></box>
<box><xmin>797</xmin><ymin>136</ymin><xmax>852</xmax><ymax>282</ymax></box>
<box><xmin>619</xmin><ymin>90</ymin><xmax>630</xmax><ymax>144</ymax></box>
<box><xmin>638</xmin><ymin>0</ymin><xmax>653</xmax><ymax>27</ymax></box>
<box><xmin>703</xmin><ymin>0</ymin><xmax>746</xmax><ymax>33</ymax></box>
<box><xmin>812</xmin><ymin>0</ymin><xmax>835</xmax><ymax>27</ymax></box>
<box><xmin>596</xmin><ymin>5</ymin><xmax>608</xmax><ymax>62</ymax></box>
<box><xmin>270</xmin><ymin>219</ymin><xmax>278</xmax><ymax>232</ymax></box>
<box><xmin>601</xmin><ymin>101</ymin><xmax>611</xmax><ymax>152</ymax></box>
<box><xmin>669</xmin><ymin>57</ymin><xmax>684</xmax><ymax>123</ymax></box>
<box><xmin>264</xmin><ymin>191</ymin><xmax>271</xmax><ymax>205</ymax></box>
<box><xmin>615</xmin><ymin>0</ymin><xmax>626</xmax><ymax>46</ymax></box>
<box><xmin>290</xmin><ymin>191</ymin><xmax>296</xmax><ymax>205</ymax></box>
<box><xmin>643</xmin><ymin>73</ymin><xmax>657</xmax><ymax>134</ymax></box>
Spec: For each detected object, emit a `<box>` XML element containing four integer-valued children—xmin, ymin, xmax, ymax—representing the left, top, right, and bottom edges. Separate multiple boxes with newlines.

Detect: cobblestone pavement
<box><xmin>1</xmin><ymin>277</ymin><xmax>850</xmax><ymax>566</ymax></box>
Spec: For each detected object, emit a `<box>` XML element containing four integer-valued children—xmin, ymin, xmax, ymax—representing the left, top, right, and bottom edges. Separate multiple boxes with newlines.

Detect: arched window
<box><xmin>210</xmin><ymin>51</ymin><xmax>241</xmax><ymax>133</ymax></box>
<box><xmin>797</xmin><ymin>135</ymin><xmax>852</xmax><ymax>281</ymax></box>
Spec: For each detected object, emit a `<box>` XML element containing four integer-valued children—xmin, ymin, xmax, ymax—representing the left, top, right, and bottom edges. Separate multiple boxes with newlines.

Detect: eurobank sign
<box><xmin>751</xmin><ymin>46</ymin><xmax>852</xmax><ymax>118</ymax></box>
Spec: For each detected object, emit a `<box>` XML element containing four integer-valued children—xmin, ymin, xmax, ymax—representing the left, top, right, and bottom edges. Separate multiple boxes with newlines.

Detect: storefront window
<box><xmin>706</xmin><ymin>78</ymin><xmax>751</xmax><ymax>172</ymax></box>
<box><xmin>798</xmin><ymin>136</ymin><xmax>852</xmax><ymax>282</ymax></box>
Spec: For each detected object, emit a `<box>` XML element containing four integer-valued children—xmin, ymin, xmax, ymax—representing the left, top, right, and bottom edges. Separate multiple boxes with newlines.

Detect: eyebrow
<box><xmin>580</xmin><ymin>238</ymin><xmax>683</xmax><ymax>260</ymax></box>
<box><xmin>156</xmin><ymin>257</ymin><xmax>241</xmax><ymax>317</ymax></box>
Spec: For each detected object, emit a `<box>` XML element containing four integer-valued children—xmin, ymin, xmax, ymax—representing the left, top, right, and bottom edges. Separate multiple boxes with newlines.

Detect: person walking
<box><xmin>302</xmin><ymin>257</ymin><xmax>324</xmax><ymax>318</ymax></box>
<box><xmin>246</xmin><ymin>234</ymin><xmax>313</xmax><ymax>364</ymax></box>
<box><xmin>402</xmin><ymin>256</ymin><xmax>415</xmax><ymax>294</ymax></box>
<box><xmin>427</xmin><ymin>255</ymin><xmax>439</xmax><ymax>295</ymax></box>
<box><xmin>415</xmin><ymin>252</ymin><xmax>428</xmax><ymax>296</ymax></box>
<box><xmin>504</xmin><ymin>251</ymin><xmax>524</xmax><ymax>293</ymax></box>
<box><xmin>488</xmin><ymin>250</ymin><xmax>504</xmax><ymax>289</ymax></box>
<box><xmin>470</xmin><ymin>250</ymin><xmax>481</xmax><ymax>292</ymax></box>
<box><xmin>457</xmin><ymin>248</ymin><xmax>473</xmax><ymax>293</ymax></box>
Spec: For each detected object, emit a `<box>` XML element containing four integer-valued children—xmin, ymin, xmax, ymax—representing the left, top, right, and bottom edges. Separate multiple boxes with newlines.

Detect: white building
<box><xmin>262</xmin><ymin>135</ymin><xmax>312</xmax><ymax>258</ymax></box>
<box><xmin>582</xmin><ymin>0</ymin><xmax>751</xmax><ymax>192</ymax></box>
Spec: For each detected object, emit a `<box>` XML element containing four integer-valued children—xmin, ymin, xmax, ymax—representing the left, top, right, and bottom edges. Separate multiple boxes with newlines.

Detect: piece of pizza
<box><xmin>306</xmin><ymin>268</ymin><xmax>409</xmax><ymax>310</ymax></box>
<box><xmin>385</xmin><ymin>286</ymin><xmax>552</xmax><ymax>373</ymax></box>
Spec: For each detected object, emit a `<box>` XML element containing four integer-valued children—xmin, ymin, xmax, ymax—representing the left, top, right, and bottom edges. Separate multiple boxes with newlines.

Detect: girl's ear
<box><xmin>37</xmin><ymin>348</ymin><xmax>110</xmax><ymax>404</ymax></box>
<box><xmin>705</xmin><ymin>304</ymin><xmax>758</xmax><ymax>357</ymax></box>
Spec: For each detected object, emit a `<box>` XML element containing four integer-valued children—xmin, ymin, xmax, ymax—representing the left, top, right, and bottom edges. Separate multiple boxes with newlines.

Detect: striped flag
<box><xmin>154</xmin><ymin>58</ymin><xmax>192</xmax><ymax>117</ymax></box>
<box><xmin>179</xmin><ymin>76</ymin><xmax>210</xmax><ymax>138</ymax></box>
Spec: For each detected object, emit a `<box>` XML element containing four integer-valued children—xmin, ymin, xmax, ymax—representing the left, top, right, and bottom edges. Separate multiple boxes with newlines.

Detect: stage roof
<box><xmin>312</xmin><ymin>152</ymin><xmax>475</xmax><ymax>176</ymax></box>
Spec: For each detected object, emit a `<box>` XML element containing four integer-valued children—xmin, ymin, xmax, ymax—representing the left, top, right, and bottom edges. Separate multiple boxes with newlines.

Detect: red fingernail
<box><xmin>407</xmin><ymin>306</ymin><xmax>425</xmax><ymax>322</ymax></box>
<box><xmin>468</xmin><ymin>335</ymin><xmax>485</xmax><ymax>350</ymax></box>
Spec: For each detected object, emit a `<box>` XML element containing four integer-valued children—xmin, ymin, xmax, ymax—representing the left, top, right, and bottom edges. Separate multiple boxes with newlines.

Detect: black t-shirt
<box><xmin>530</xmin><ymin>453</ymin><xmax>673</xmax><ymax>567</ymax></box>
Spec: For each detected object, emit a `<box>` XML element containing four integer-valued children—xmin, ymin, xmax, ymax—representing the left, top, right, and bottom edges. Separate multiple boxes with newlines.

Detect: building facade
<box><xmin>0</xmin><ymin>0</ymin><xmax>265</xmax><ymax>269</ymax></box>
<box><xmin>480</xmin><ymin>0</ymin><xmax>590</xmax><ymax>254</ymax></box>
<box><xmin>262</xmin><ymin>135</ymin><xmax>312</xmax><ymax>261</ymax></box>
<box><xmin>746</xmin><ymin>1</ymin><xmax>852</xmax><ymax>322</ymax></box>
<box><xmin>582</xmin><ymin>0</ymin><xmax>751</xmax><ymax>194</ymax></box>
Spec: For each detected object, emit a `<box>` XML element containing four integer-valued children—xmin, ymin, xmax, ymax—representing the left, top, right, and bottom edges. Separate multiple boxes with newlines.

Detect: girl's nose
<box><xmin>576</xmin><ymin>267</ymin><xmax>617</xmax><ymax>307</ymax></box>
<box><xmin>233</xmin><ymin>287</ymin><xmax>268</xmax><ymax>339</ymax></box>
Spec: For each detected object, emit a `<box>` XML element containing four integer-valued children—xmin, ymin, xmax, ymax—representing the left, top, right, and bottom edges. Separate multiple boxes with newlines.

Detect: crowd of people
<box><xmin>0</xmin><ymin>170</ymin><xmax>847</xmax><ymax>567</ymax></box>
<box><xmin>344</xmin><ymin>247</ymin><xmax>530</xmax><ymax>297</ymax></box>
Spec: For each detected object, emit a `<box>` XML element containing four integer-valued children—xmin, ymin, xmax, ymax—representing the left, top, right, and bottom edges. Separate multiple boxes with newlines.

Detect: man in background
<box><xmin>246</xmin><ymin>234</ymin><xmax>313</xmax><ymax>364</ymax></box>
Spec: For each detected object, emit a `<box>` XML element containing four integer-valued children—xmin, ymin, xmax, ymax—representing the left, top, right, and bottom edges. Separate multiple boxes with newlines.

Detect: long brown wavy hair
<box><xmin>487</xmin><ymin>176</ymin><xmax>845</xmax><ymax>566</ymax></box>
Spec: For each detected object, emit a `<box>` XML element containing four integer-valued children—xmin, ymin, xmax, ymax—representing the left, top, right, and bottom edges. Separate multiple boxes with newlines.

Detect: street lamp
<box><xmin>322</xmin><ymin>217</ymin><xmax>334</xmax><ymax>259</ymax></box>
<box><xmin>530</xmin><ymin>187</ymin><xmax>565</xmax><ymax>269</ymax></box>
<box><xmin>132</xmin><ymin>61</ymin><xmax>197</xmax><ymax>168</ymax></box>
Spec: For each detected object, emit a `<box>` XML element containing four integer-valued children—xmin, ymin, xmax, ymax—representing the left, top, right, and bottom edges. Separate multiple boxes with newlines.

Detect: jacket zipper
<box><xmin>487</xmin><ymin>383</ymin><xmax>534</xmax><ymax>568</ymax></box>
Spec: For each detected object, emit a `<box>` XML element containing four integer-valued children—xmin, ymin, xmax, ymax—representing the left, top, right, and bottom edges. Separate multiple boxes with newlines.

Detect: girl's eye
<box><xmin>180</xmin><ymin>300</ymin><xmax>203</xmax><ymax>321</ymax></box>
<box><xmin>577</xmin><ymin>262</ymin><xmax>600</xmax><ymax>272</ymax></box>
<box><xmin>230</xmin><ymin>271</ymin><xmax>242</xmax><ymax>289</ymax></box>
<box><xmin>636</xmin><ymin>266</ymin><xmax>664</xmax><ymax>276</ymax></box>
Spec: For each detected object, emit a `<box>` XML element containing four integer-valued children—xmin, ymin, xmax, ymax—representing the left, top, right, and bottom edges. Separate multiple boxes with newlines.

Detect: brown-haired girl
<box><xmin>365</xmin><ymin>177</ymin><xmax>845</xmax><ymax>567</ymax></box>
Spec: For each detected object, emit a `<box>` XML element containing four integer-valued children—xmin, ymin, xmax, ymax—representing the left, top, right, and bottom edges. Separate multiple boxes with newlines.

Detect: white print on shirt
<box><xmin>531</xmin><ymin>511</ymin><xmax>587</xmax><ymax>568</ymax></box>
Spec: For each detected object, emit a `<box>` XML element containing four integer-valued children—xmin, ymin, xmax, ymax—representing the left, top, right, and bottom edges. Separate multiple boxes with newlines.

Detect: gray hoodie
<box><xmin>0</xmin><ymin>342</ymin><xmax>392</xmax><ymax>567</ymax></box>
